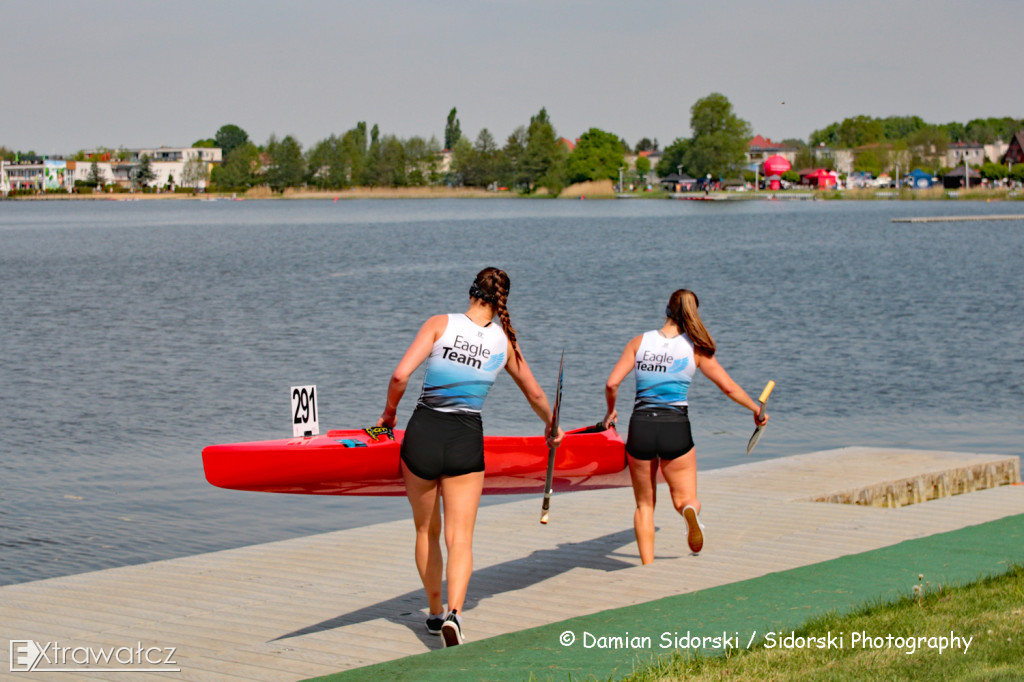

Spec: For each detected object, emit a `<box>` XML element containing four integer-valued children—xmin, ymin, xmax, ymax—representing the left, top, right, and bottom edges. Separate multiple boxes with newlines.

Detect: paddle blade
<box><xmin>746</xmin><ymin>426</ymin><xmax>765</xmax><ymax>455</ymax></box>
<box><xmin>745</xmin><ymin>380</ymin><xmax>775</xmax><ymax>456</ymax></box>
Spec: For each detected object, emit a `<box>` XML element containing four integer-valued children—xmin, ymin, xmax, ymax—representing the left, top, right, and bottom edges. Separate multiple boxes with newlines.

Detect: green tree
<box><xmin>86</xmin><ymin>160</ymin><xmax>104</xmax><ymax>187</ymax></box>
<box><xmin>364</xmin><ymin>135</ymin><xmax>407</xmax><ymax>186</ymax></box>
<box><xmin>454</xmin><ymin>129</ymin><xmax>500</xmax><ymax>187</ymax></box>
<box><xmin>182</xmin><ymin>157</ymin><xmax>210</xmax><ymax>191</ymax></box>
<box><xmin>794</xmin><ymin>145</ymin><xmax>834</xmax><ymax>170</ymax></box>
<box><xmin>635</xmin><ymin>137</ymin><xmax>658</xmax><ymax>152</ymax></box>
<box><xmin>340</xmin><ymin>122</ymin><xmax>369</xmax><ymax>185</ymax></box>
<box><xmin>979</xmin><ymin>162</ymin><xmax>1008</xmax><ymax>181</ymax></box>
<box><xmin>135</xmin><ymin>155</ymin><xmax>156</xmax><ymax>188</ymax></box>
<box><xmin>657</xmin><ymin>137</ymin><xmax>691</xmax><ymax>177</ymax></box>
<box><xmin>684</xmin><ymin>93</ymin><xmax>752</xmax><ymax>179</ymax></box>
<box><xmin>565</xmin><ymin>128</ymin><xmax>625</xmax><ymax>183</ymax></box>
<box><xmin>212</xmin><ymin>142</ymin><xmax>260</xmax><ymax>189</ymax></box>
<box><xmin>306</xmin><ymin>134</ymin><xmax>350</xmax><ymax>189</ymax></box>
<box><xmin>853</xmin><ymin>148</ymin><xmax>884</xmax><ymax>177</ymax></box>
<box><xmin>634</xmin><ymin>155</ymin><xmax>651</xmax><ymax>185</ymax></box>
<box><xmin>943</xmin><ymin>122</ymin><xmax>968</xmax><ymax>142</ymax></box>
<box><xmin>518</xmin><ymin>108</ymin><xmax>565</xmax><ymax>193</ymax></box>
<box><xmin>839</xmin><ymin>115</ymin><xmax>885</xmax><ymax>147</ymax></box>
<box><xmin>404</xmin><ymin>135</ymin><xmax>440</xmax><ymax>186</ymax></box>
<box><xmin>881</xmin><ymin>116</ymin><xmax>927</xmax><ymax>141</ymax></box>
<box><xmin>192</xmin><ymin>138</ymin><xmax>217</xmax><ymax>148</ymax></box>
<box><xmin>265</xmin><ymin>134</ymin><xmax>305</xmax><ymax>190</ymax></box>
<box><xmin>450</xmin><ymin>136</ymin><xmax>475</xmax><ymax>186</ymax></box>
<box><xmin>498</xmin><ymin>126</ymin><xmax>527</xmax><ymax>189</ymax></box>
<box><xmin>445</xmin><ymin>108</ymin><xmax>462</xmax><ymax>151</ymax></box>
<box><xmin>214</xmin><ymin>124</ymin><xmax>250</xmax><ymax>158</ymax></box>
<box><xmin>809</xmin><ymin>122</ymin><xmax>841</xmax><ymax>147</ymax></box>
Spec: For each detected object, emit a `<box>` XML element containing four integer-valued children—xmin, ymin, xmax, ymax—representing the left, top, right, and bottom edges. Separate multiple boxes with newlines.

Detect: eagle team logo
<box><xmin>636</xmin><ymin>350</ymin><xmax>688</xmax><ymax>374</ymax></box>
<box><xmin>441</xmin><ymin>334</ymin><xmax>494</xmax><ymax>369</ymax></box>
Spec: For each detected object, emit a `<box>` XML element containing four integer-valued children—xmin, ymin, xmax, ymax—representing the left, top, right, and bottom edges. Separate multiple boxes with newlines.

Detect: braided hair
<box><xmin>666</xmin><ymin>289</ymin><xmax>716</xmax><ymax>357</ymax></box>
<box><xmin>470</xmin><ymin>267</ymin><xmax>522</xmax><ymax>363</ymax></box>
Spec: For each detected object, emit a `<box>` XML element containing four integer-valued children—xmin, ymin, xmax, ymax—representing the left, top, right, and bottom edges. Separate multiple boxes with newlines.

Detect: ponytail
<box><xmin>666</xmin><ymin>289</ymin><xmax>716</xmax><ymax>356</ymax></box>
<box><xmin>471</xmin><ymin>267</ymin><xmax>523</xmax><ymax>363</ymax></box>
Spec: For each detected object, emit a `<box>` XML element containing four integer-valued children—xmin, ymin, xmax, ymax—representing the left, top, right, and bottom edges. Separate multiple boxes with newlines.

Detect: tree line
<box><xmin>201</xmin><ymin>96</ymin><xmax>758</xmax><ymax>193</ymax></box>
<box><xmin>3</xmin><ymin>97</ymin><xmax>1021</xmax><ymax>192</ymax></box>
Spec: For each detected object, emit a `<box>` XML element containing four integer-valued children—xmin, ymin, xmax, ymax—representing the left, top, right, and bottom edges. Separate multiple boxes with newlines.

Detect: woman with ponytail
<box><xmin>602</xmin><ymin>289</ymin><xmax>767</xmax><ymax>563</ymax></box>
<box><xmin>377</xmin><ymin>267</ymin><xmax>563</xmax><ymax>647</ymax></box>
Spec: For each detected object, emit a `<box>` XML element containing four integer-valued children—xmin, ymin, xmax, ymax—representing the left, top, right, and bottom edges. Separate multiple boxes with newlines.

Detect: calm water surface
<box><xmin>1</xmin><ymin>198</ymin><xmax>1021</xmax><ymax>585</ymax></box>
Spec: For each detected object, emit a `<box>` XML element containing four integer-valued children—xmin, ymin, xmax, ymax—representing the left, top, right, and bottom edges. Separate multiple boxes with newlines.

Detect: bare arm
<box><xmin>376</xmin><ymin>315</ymin><xmax>446</xmax><ymax>428</ymax></box>
<box><xmin>504</xmin><ymin>342</ymin><xmax>564</xmax><ymax>445</ymax></box>
<box><xmin>696</xmin><ymin>353</ymin><xmax>768</xmax><ymax>425</ymax></box>
<box><xmin>603</xmin><ymin>335</ymin><xmax>641</xmax><ymax>428</ymax></box>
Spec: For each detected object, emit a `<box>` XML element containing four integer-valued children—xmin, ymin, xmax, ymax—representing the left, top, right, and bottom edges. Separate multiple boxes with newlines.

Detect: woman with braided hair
<box><xmin>377</xmin><ymin>266</ymin><xmax>563</xmax><ymax>647</ymax></box>
<box><xmin>602</xmin><ymin>289</ymin><xmax>767</xmax><ymax>563</ymax></box>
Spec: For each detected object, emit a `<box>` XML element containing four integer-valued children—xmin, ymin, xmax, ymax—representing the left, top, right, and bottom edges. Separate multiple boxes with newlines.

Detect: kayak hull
<box><xmin>202</xmin><ymin>424</ymin><xmax>629</xmax><ymax>496</ymax></box>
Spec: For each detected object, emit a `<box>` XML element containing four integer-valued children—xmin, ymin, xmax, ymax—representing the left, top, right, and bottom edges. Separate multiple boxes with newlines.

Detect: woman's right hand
<box><xmin>602</xmin><ymin>409</ymin><xmax>618</xmax><ymax>430</ymax></box>
<box><xmin>754</xmin><ymin>410</ymin><xmax>769</xmax><ymax>426</ymax></box>
<box><xmin>377</xmin><ymin>412</ymin><xmax>397</xmax><ymax>429</ymax></box>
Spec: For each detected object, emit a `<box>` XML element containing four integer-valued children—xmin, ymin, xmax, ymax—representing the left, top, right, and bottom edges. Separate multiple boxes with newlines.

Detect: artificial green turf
<box><xmin>308</xmin><ymin>512</ymin><xmax>1024</xmax><ymax>682</ymax></box>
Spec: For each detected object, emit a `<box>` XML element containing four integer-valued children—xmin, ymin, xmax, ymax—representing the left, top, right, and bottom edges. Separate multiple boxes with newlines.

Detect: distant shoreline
<box><xmin>3</xmin><ymin>186</ymin><xmax>504</xmax><ymax>201</ymax></box>
<box><xmin>3</xmin><ymin>185</ymin><xmax>1021</xmax><ymax>201</ymax></box>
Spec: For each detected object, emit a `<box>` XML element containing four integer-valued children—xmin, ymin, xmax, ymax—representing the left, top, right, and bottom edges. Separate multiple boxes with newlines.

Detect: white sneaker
<box><xmin>682</xmin><ymin>505</ymin><xmax>705</xmax><ymax>554</ymax></box>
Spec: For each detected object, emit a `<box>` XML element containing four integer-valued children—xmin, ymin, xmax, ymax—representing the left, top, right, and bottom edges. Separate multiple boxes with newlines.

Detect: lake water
<box><xmin>1</xmin><ymin>198</ymin><xmax>1021</xmax><ymax>586</ymax></box>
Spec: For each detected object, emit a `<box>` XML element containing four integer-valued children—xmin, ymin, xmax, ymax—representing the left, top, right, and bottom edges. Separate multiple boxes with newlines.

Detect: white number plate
<box><xmin>291</xmin><ymin>385</ymin><xmax>320</xmax><ymax>437</ymax></box>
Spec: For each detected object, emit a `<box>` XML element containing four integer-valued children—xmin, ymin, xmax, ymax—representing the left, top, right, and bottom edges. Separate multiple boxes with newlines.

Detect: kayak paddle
<box><xmin>539</xmin><ymin>351</ymin><xmax>564</xmax><ymax>524</ymax></box>
<box><xmin>745</xmin><ymin>380</ymin><xmax>775</xmax><ymax>456</ymax></box>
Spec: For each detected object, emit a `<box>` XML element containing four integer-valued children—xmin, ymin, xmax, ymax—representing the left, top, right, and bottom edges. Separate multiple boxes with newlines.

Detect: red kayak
<box><xmin>202</xmin><ymin>424</ymin><xmax>629</xmax><ymax>496</ymax></box>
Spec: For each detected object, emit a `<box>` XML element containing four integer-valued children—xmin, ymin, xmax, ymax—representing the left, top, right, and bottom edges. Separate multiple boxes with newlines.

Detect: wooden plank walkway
<box><xmin>2</xmin><ymin>447</ymin><xmax>1021</xmax><ymax>681</ymax></box>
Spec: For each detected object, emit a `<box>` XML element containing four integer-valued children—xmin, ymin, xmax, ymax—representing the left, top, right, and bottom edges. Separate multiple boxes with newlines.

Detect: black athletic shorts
<box><xmin>400</xmin><ymin>405</ymin><xmax>485</xmax><ymax>480</ymax></box>
<box><xmin>626</xmin><ymin>407</ymin><xmax>695</xmax><ymax>461</ymax></box>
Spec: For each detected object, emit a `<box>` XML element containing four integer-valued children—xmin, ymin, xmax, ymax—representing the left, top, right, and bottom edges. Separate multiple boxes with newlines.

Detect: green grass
<box><xmin>614</xmin><ymin>564</ymin><xmax>1024</xmax><ymax>682</ymax></box>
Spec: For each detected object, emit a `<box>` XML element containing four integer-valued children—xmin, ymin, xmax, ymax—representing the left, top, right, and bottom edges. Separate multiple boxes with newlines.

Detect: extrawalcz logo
<box><xmin>10</xmin><ymin>639</ymin><xmax>179</xmax><ymax>673</ymax></box>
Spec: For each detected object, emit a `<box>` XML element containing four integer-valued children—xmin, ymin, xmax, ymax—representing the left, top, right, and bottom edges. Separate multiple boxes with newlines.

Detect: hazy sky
<box><xmin>4</xmin><ymin>0</ymin><xmax>1021</xmax><ymax>154</ymax></box>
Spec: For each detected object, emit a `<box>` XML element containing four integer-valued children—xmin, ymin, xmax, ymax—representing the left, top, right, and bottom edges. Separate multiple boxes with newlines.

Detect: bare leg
<box><xmin>661</xmin><ymin>448</ymin><xmax>703</xmax><ymax>552</ymax></box>
<box><xmin>660</xmin><ymin>447</ymin><xmax>699</xmax><ymax>515</ymax></box>
<box><xmin>438</xmin><ymin>470</ymin><xmax>485</xmax><ymax>613</ymax></box>
<box><xmin>627</xmin><ymin>455</ymin><xmax>660</xmax><ymax>565</ymax></box>
<box><xmin>401</xmin><ymin>462</ymin><xmax>444</xmax><ymax>616</ymax></box>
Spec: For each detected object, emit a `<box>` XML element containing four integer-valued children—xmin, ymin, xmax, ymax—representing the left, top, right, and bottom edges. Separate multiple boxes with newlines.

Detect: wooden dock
<box><xmin>2</xmin><ymin>447</ymin><xmax>1021</xmax><ymax>681</ymax></box>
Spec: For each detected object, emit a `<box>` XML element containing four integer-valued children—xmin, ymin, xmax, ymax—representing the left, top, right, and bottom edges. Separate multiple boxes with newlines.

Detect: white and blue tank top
<box><xmin>632</xmin><ymin>329</ymin><xmax>697</xmax><ymax>413</ymax></box>
<box><xmin>416</xmin><ymin>313</ymin><xmax>508</xmax><ymax>414</ymax></box>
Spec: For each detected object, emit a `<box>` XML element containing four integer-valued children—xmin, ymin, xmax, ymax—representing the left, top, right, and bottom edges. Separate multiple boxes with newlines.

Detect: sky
<box><xmin>3</xmin><ymin>0</ymin><xmax>1021</xmax><ymax>155</ymax></box>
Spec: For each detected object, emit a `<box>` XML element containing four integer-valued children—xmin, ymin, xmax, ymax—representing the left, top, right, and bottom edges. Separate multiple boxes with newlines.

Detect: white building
<box><xmin>71</xmin><ymin>147</ymin><xmax>221</xmax><ymax>189</ymax></box>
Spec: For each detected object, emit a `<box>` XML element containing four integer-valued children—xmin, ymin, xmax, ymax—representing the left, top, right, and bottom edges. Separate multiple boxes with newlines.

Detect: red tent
<box><xmin>804</xmin><ymin>168</ymin><xmax>836</xmax><ymax>188</ymax></box>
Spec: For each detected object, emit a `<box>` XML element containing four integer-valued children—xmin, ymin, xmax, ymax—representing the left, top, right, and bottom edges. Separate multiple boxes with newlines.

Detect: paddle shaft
<box><xmin>539</xmin><ymin>352</ymin><xmax>564</xmax><ymax>524</ymax></box>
